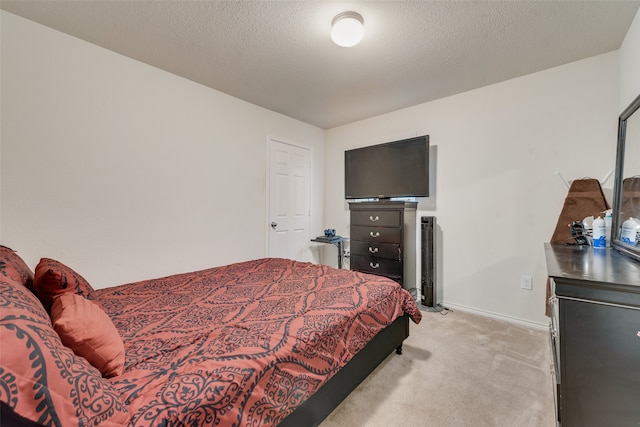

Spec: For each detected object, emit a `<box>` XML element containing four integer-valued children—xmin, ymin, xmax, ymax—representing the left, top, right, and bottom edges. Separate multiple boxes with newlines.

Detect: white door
<box><xmin>268</xmin><ymin>138</ymin><xmax>311</xmax><ymax>261</ymax></box>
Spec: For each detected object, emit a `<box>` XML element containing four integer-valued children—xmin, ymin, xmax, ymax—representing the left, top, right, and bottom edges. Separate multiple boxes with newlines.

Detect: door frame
<box><xmin>265</xmin><ymin>135</ymin><xmax>313</xmax><ymax>259</ymax></box>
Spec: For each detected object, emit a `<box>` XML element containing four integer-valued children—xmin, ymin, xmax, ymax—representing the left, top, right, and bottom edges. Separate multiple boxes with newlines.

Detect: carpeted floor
<box><xmin>320</xmin><ymin>309</ymin><xmax>556</xmax><ymax>427</ymax></box>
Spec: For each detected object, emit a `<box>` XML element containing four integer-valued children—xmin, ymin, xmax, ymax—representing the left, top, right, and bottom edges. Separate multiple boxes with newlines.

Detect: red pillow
<box><xmin>0</xmin><ymin>278</ymin><xmax>130</xmax><ymax>426</ymax></box>
<box><xmin>51</xmin><ymin>293</ymin><xmax>125</xmax><ymax>378</ymax></box>
<box><xmin>33</xmin><ymin>258</ymin><xmax>98</xmax><ymax>312</ymax></box>
<box><xmin>0</xmin><ymin>245</ymin><xmax>34</xmax><ymax>290</ymax></box>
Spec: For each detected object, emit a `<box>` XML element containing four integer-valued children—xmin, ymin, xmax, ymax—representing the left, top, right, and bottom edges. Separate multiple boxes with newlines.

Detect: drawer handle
<box><xmin>369</xmin><ymin>262</ymin><xmax>380</xmax><ymax>269</ymax></box>
<box><xmin>368</xmin><ymin>247</ymin><xmax>379</xmax><ymax>254</ymax></box>
<box><xmin>369</xmin><ymin>231</ymin><xmax>380</xmax><ymax>238</ymax></box>
<box><xmin>369</xmin><ymin>215</ymin><xmax>379</xmax><ymax>222</ymax></box>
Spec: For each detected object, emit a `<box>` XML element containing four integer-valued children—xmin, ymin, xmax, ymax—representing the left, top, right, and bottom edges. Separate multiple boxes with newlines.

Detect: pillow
<box><xmin>33</xmin><ymin>258</ymin><xmax>98</xmax><ymax>312</ymax></box>
<box><xmin>0</xmin><ymin>245</ymin><xmax>34</xmax><ymax>291</ymax></box>
<box><xmin>0</xmin><ymin>278</ymin><xmax>130</xmax><ymax>426</ymax></box>
<box><xmin>51</xmin><ymin>293</ymin><xmax>125</xmax><ymax>378</ymax></box>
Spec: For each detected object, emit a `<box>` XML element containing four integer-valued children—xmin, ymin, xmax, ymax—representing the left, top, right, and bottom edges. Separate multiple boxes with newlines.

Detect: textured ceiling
<box><xmin>2</xmin><ymin>1</ymin><xmax>639</xmax><ymax>129</ymax></box>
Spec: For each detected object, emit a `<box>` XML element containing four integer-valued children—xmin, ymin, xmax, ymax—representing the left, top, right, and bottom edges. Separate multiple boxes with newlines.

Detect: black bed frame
<box><xmin>0</xmin><ymin>316</ymin><xmax>410</xmax><ymax>427</ymax></box>
<box><xmin>277</xmin><ymin>315</ymin><xmax>410</xmax><ymax>427</ymax></box>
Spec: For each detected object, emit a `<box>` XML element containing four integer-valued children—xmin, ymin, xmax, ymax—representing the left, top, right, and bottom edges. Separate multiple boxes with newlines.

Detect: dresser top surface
<box><xmin>348</xmin><ymin>201</ymin><xmax>417</xmax><ymax>211</ymax></box>
<box><xmin>545</xmin><ymin>243</ymin><xmax>640</xmax><ymax>288</ymax></box>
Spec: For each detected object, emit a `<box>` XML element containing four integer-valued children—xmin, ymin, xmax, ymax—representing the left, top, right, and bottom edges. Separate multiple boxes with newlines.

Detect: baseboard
<box><xmin>441</xmin><ymin>301</ymin><xmax>548</xmax><ymax>331</ymax></box>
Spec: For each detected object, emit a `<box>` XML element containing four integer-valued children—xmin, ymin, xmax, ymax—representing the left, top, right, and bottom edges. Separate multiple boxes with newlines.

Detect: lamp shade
<box><xmin>331</xmin><ymin>12</ymin><xmax>364</xmax><ymax>47</ymax></box>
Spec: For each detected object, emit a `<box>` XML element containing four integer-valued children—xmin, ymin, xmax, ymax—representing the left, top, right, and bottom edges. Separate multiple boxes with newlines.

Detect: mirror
<box><xmin>612</xmin><ymin>93</ymin><xmax>640</xmax><ymax>262</ymax></box>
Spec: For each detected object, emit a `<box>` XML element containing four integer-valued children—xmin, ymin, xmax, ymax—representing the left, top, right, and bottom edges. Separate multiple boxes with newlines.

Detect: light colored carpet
<box><xmin>320</xmin><ymin>309</ymin><xmax>556</xmax><ymax>427</ymax></box>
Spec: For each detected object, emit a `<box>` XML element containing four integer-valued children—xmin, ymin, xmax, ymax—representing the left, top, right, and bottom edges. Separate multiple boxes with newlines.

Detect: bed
<box><xmin>0</xmin><ymin>247</ymin><xmax>421</xmax><ymax>427</ymax></box>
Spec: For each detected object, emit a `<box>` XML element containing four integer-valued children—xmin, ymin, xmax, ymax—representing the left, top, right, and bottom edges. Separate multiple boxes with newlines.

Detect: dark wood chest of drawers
<box><xmin>349</xmin><ymin>201</ymin><xmax>417</xmax><ymax>298</ymax></box>
<box><xmin>545</xmin><ymin>243</ymin><xmax>640</xmax><ymax>427</ymax></box>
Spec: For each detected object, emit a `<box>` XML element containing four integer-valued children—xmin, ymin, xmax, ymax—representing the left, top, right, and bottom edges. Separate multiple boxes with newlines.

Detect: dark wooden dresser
<box><xmin>545</xmin><ymin>243</ymin><xmax>640</xmax><ymax>427</ymax></box>
<box><xmin>349</xmin><ymin>201</ymin><xmax>417</xmax><ymax>298</ymax></box>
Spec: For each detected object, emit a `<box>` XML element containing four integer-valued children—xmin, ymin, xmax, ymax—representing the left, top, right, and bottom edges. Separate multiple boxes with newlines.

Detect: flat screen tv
<box><xmin>344</xmin><ymin>135</ymin><xmax>429</xmax><ymax>199</ymax></box>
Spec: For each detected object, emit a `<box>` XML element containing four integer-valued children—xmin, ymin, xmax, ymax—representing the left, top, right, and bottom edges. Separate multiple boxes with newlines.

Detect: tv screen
<box><xmin>345</xmin><ymin>135</ymin><xmax>429</xmax><ymax>199</ymax></box>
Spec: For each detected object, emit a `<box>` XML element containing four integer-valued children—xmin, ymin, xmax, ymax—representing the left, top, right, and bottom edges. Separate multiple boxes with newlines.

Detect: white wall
<box><xmin>325</xmin><ymin>52</ymin><xmax>620</xmax><ymax>326</ymax></box>
<box><xmin>620</xmin><ymin>8</ymin><xmax>640</xmax><ymax>109</ymax></box>
<box><xmin>0</xmin><ymin>11</ymin><xmax>325</xmax><ymax>288</ymax></box>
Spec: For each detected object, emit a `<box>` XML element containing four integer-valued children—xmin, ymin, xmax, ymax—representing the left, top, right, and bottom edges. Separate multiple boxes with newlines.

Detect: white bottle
<box><xmin>592</xmin><ymin>216</ymin><xmax>606</xmax><ymax>248</ymax></box>
<box><xmin>604</xmin><ymin>209</ymin><xmax>613</xmax><ymax>247</ymax></box>
<box><xmin>620</xmin><ymin>218</ymin><xmax>640</xmax><ymax>245</ymax></box>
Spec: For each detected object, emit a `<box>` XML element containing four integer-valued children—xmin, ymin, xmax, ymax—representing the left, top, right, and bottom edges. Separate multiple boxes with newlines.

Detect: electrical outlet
<box><xmin>521</xmin><ymin>275</ymin><xmax>533</xmax><ymax>290</ymax></box>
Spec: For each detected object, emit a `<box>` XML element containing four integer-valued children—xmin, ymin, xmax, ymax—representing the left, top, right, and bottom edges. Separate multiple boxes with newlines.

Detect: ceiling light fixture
<box><xmin>331</xmin><ymin>12</ymin><xmax>364</xmax><ymax>47</ymax></box>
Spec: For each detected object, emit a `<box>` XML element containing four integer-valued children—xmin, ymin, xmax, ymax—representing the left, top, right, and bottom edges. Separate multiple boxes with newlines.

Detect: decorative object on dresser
<box><xmin>349</xmin><ymin>201</ymin><xmax>417</xmax><ymax>299</ymax></box>
<box><xmin>545</xmin><ymin>243</ymin><xmax>640</xmax><ymax>427</ymax></box>
<box><xmin>549</xmin><ymin>178</ymin><xmax>609</xmax><ymax>245</ymax></box>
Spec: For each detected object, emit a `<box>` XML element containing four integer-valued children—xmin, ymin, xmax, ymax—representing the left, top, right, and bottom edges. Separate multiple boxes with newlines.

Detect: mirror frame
<box><xmin>611</xmin><ymin>93</ymin><xmax>640</xmax><ymax>262</ymax></box>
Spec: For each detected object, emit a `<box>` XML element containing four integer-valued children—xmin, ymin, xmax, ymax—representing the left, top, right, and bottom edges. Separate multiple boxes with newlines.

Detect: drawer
<box><xmin>351</xmin><ymin>226</ymin><xmax>402</xmax><ymax>244</ymax></box>
<box><xmin>350</xmin><ymin>240</ymin><xmax>401</xmax><ymax>260</ymax></box>
<box><xmin>351</xmin><ymin>210</ymin><xmax>401</xmax><ymax>227</ymax></box>
<box><xmin>351</xmin><ymin>255</ymin><xmax>402</xmax><ymax>278</ymax></box>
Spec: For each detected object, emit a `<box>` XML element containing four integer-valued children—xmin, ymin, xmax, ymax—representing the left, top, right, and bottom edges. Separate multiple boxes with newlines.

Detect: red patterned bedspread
<box><xmin>95</xmin><ymin>258</ymin><xmax>421</xmax><ymax>427</ymax></box>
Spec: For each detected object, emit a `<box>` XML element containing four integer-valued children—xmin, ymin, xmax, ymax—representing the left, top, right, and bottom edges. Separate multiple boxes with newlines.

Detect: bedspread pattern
<box><xmin>95</xmin><ymin>258</ymin><xmax>421</xmax><ymax>427</ymax></box>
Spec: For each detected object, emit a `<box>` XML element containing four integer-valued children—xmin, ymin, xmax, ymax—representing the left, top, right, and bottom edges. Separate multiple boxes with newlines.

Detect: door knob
<box><xmin>271</xmin><ymin>222</ymin><xmax>277</xmax><ymax>229</ymax></box>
